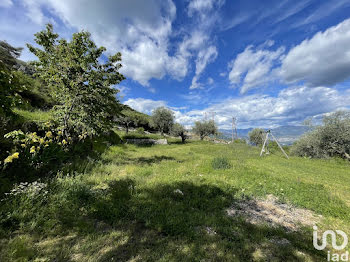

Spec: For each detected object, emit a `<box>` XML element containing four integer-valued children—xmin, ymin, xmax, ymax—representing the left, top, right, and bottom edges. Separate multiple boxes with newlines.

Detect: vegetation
<box><xmin>151</xmin><ymin>107</ymin><xmax>174</xmax><ymax>136</ymax></box>
<box><xmin>27</xmin><ymin>24</ymin><xmax>125</xmax><ymax>139</ymax></box>
<box><xmin>249</xmin><ymin>128</ymin><xmax>265</xmax><ymax>146</ymax></box>
<box><xmin>171</xmin><ymin>122</ymin><xmax>187</xmax><ymax>143</ymax></box>
<box><xmin>116</xmin><ymin>108</ymin><xmax>150</xmax><ymax>133</ymax></box>
<box><xmin>1</xmin><ymin>141</ymin><xmax>350</xmax><ymax>261</ymax></box>
<box><xmin>292</xmin><ymin>111</ymin><xmax>350</xmax><ymax>159</ymax></box>
<box><xmin>2</xmin><ymin>21</ymin><xmax>350</xmax><ymax>262</ymax></box>
<box><xmin>192</xmin><ymin>120</ymin><xmax>217</xmax><ymax>140</ymax></box>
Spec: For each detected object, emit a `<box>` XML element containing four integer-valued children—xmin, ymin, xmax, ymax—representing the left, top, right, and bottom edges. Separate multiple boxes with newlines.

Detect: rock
<box><xmin>174</xmin><ymin>189</ymin><xmax>184</xmax><ymax>195</ymax></box>
<box><xmin>125</xmin><ymin>139</ymin><xmax>168</xmax><ymax>145</ymax></box>
<box><xmin>154</xmin><ymin>139</ymin><xmax>168</xmax><ymax>145</ymax></box>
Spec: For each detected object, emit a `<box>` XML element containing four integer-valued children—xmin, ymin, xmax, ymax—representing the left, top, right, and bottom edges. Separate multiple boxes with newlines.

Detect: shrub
<box><xmin>136</xmin><ymin>127</ymin><xmax>145</xmax><ymax>134</ymax></box>
<box><xmin>248</xmin><ymin>128</ymin><xmax>265</xmax><ymax>146</ymax></box>
<box><xmin>291</xmin><ymin>111</ymin><xmax>350</xmax><ymax>159</ymax></box>
<box><xmin>211</xmin><ymin>157</ymin><xmax>232</xmax><ymax>170</ymax></box>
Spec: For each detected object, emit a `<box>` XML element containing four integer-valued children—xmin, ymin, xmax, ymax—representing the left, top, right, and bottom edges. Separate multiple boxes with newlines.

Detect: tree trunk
<box><xmin>126</xmin><ymin>123</ymin><xmax>129</xmax><ymax>134</ymax></box>
<box><xmin>181</xmin><ymin>135</ymin><xmax>185</xmax><ymax>143</ymax></box>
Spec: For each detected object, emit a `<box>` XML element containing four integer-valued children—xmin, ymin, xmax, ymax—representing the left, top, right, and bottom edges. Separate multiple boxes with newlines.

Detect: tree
<box><xmin>0</xmin><ymin>41</ymin><xmax>23</xmax><ymax>69</ymax></box>
<box><xmin>151</xmin><ymin>107</ymin><xmax>174</xmax><ymax>136</ymax></box>
<box><xmin>292</xmin><ymin>111</ymin><xmax>350</xmax><ymax>160</ymax></box>
<box><xmin>171</xmin><ymin>123</ymin><xmax>187</xmax><ymax>143</ymax></box>
<box><xmin>27</xmin><ymin>24</ymin><xmax>125</xmax><ymax>138</ymax></box>
<box><xmin>117</xmin><ymin>110</ymin><xmax>138</xmax><ymax>133</ymax></box>
<box><xmin>192</xmin><ymin>120</ymin><xmax>217</xmax><ymax>140</ymax></box>
<box><xmin>248</xmin><ymin>128</ymin><xmax>265</xmax><ymax>146</ymax></box>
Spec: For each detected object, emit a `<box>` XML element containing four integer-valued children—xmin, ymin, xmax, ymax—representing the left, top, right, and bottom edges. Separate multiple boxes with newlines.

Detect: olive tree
<box><xmin>27</xmin><ymin>24</ymin><xmax>125</xmax><ymax>138</ymax></box>
<box><xmin>248</xmin><ymin>128</ymin><xmax>265</xmax><ymax>146</ymax></box>
<box><xmin>192</xmin><ymin>120</ymin><xmax>217</xmax><ymax>140</ymax></box>
<box><xmin>151</xmin><ymin>107</ymin><xmax>174</xmax><ymax>136</ymax></box>
<box><xmin>171</xmin><ymin>123</ymin><xmax>187</xmax><ymax>143</ymax></box>
<box><xmin>292</xmin><ymin>111</ymin><xmax>350</xmax><ymax>160</ymax></box>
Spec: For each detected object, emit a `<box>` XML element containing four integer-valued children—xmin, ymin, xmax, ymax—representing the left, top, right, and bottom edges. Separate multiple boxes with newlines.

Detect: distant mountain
<box><xmin>219</xmin><ymin>125</ymin><xmax>311</xmax><ymax>145</ymax></box>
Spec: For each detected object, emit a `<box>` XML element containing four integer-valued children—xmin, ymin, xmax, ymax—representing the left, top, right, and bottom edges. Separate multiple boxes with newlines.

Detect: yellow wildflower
<box><xmin>4</xmin><ymin>152</ymin><xmax>19</xmax><ymax>163</ymax></box>
<box><xmin>30</xmin><ymin>146</ymin><xmax>36</xmax><ymax>154</ymax></box>
<box><xmin>45</xmin><ymin>131</ymin><xmax>53</xmax><ymax>138</ymax></box>
<box><xmin>62</xmin><ymin>139</ymin><xmax>67</xmax><ymax>145</ymax></box>
<box><xmin>39</xmin><ymin>138</ymin><xmax>45</xmax><ymax>144</ymax></box>
<box><xmin>4</xmin><ymin>155</ymin><xmax>13</xmax><ymax>163</ymax></box>
<box><xmin>58</xmin><ymin>131</ymin><xmax>62</xmax><ymax>135</ymax></box>
<box><xmin>21</xmin><ymin>144</ymin><xmax>26</xmax><ymax>148</ymax></box>
<box><xmin>12</xmin><ymin>152</ymin><xmax>19</xmax><ymax>159</ymax></box>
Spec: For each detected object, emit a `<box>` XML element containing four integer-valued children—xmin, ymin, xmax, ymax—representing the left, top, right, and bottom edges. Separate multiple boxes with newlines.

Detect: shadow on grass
<box><xmin>1</xmin><ymin>179</ymin><xmax>327</xmax><ymax>261</ymax></box>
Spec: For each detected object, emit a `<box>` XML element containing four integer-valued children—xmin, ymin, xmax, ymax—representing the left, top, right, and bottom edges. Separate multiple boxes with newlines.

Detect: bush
<box><xmin>211</xmin><ymin>157</ymin><xmax>232</xmax><ymax>170</ymax></box>
<box><xmin>248</xmin><ymin>128</ymin><xmax>265</xmax><ymax>146</ymax></box>
<box><xmin>136</xmin><ymin>127</ymin><xmax>145</xmax><ymax>134</ymax></box>
<box><xmin>291</xmin><ymin>111</ymin><xmax>350</xmax><ymax>159</ymax></box>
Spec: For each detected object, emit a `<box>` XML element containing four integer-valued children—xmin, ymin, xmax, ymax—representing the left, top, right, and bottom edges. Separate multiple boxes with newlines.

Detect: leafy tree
<box><xmin>248</xmin><ymin>128</ymin><xmax>265</xmax><ymax>146</ymax></box>
<box><xmin>0</xmin><ymin>41</ymin><xmax>23</xmax><ymax>69</ymax></box>
<box><xmin>192</xmin><ymin>120</ymin><xmax>217</xmax><ymax>140</ymax></box>
<box><xmin>117</xmin><ymin>110</ymin><xmax>138</xmax><ymax>133</ymax></box>
<box><xmin>151</xmin><ymin>107</ymin><xmax>174</xmax><ymax>136</ymax></box>
<box><xmin>171</xmin><ymin>123</ymin><xmax>187</xmax><ymax>143</ymax></box>
<box><xmin>27</xmin><ymin>24</ymin><xmax>125</xmax><ymax>138</ymax></box>
<box><xmin>292</xmin><ymin>111</ymin><xmax>350</xmax><ymax>160</ymax></box>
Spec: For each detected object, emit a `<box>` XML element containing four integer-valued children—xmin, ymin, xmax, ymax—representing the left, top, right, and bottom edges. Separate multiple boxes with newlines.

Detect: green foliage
<box><xmin>192</xmin><ymin>120</ymin><xmax>218</xmax><ymax>140</ymax></box>
<box><xmin>171</xmin><ymin>122</ymin><xmax>187</xmax><ymax>143</ymax></box>
<box><xmin>151</xmin><ymin>107</ymin><xmax>174</xmax><ymax>135</ymax></box>
<box><xmin>0</xmin><ymin>41</ymin><xmax>23</xmax><ymax>70</ymax></box>
<box><xmin>211</xmin><ymin>156</ymin><xmax>232</xmax><ymax>169</ymax></box>
<box><xmin>116</xmin><ymin>109</ymin><xmax>148</xmax><ymax>133</ymax></box>
<box><xmin>248</xmin><ymin>128</ymin><xmax>265</xmax><ymax>146</ymax></box>
<box><xmin>136</xmin><ymin>127</ymin><xmax>145</xmax><ymax>134</ymax></box>
<box><xmin>292</xmin><ymin>111</ymin><xmax>350</xmax><ymax>159</ymax></box>
<box><xmin>27</xmin><ymin>24</ymin><xmax>125</xmax><ymax>138</ymax></box>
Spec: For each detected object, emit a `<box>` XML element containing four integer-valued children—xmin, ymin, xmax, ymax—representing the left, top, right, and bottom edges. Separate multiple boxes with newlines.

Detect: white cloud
<box><xmin>0</xmin><ymin>0</ymin><xmax>13</xmax><ymax>8</ymax></box>
<box><xmin>179</xmin><ymin>86</ymin><xmax>350</xmax><ymax>128</ymax></box>
<box><xmin>187</xmin><ymin>0</ymin><xmax>224</xmax><ymax>17</ymax></box>
<box><xmin>228</xmin><ymin>45</ymin><xmax>285</xmax><ymax>93</ymax></box>
<box><xmin>125</xmin><ymin>86</ymin><xmax>350</xmax><ymax>128</ymax></box>
<box><xmin>190</xmin><ymin>45</ymin><xmax>218</xmax><ymax>89</ymax></box>
<box><xmin>16</xmin><ymin>0</ymin><xmax>187</xmax><ymax>87</ymax></box>
<box><xmin>280</xmin><ymin>18</ymin><xmax>350</xmax><ymax>87</ymax></box>
<box><xmin>124</xmin><ymin>98</ymin><xmax>167</xmax><ymax>115</ymax></box>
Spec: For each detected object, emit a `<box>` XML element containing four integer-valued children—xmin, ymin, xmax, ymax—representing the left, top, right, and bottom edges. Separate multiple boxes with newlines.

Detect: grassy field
<box><xmin>1</xmin><ymin>139</ymin><xmax>350</xmax><ymax>261</ymax></box>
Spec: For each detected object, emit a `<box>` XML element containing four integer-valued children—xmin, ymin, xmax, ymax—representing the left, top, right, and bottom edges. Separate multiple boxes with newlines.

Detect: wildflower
<box><xmin>78</xmin><ymin>135</ymin><xmax>83</xmax><ymax>140</ymax></box>
<box><xmin>58</xmin><ymin>131</ymin><xmax>62</xmax><ymax>135</ymax></box>
<box><xmin>30</xmin><ymin>146</ymin><xmax>36</xmax><ymax>154</ymax></box>
<box><xmin>39</xmin><ymin>138</ymin><xmax>45</xmax><ymax>144</ymax></box>
<box><xmin>62</xmin><ymin>139</ymin><xmax>67</xmax><ymax>145</ymax></box>
<box><xmin>45</xmin><ymin>131</ymin><xmax>53</xmax><ymax>138</ymax></box>
<box><xmin>44</xmin><ymin>144</ymin><xmax>49</xmax><ymax>147</ymax></box>
<box><xmin>12</xmin><ymin>152</ymin><xmax>19</xmax><ymax>159</ymax></box>
<box><xmin>21</xmin><ymin>144</ymin><xmax>26</xmax><ymax>148</ymax></box>
<box><xmin>4</xmin><ymin>152</ymin><xmax>19</xmax><ymax>163</ymax></box>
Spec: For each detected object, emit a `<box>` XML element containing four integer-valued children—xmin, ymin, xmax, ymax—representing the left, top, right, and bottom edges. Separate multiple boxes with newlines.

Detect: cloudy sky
<box><xmin>1</xmin><ymin>0</ymin><xmax>350</xmax><ymax>129</ymax></box>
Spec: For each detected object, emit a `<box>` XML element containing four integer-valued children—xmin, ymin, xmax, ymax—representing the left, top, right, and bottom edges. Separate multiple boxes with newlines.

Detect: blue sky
<box><xmin>1</xmin><ymin>0</ymin><xmax>350</xmax><ymax>129</ymax></box>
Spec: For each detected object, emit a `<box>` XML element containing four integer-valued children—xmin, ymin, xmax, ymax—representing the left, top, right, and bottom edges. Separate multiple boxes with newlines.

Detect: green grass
<box><xmin>13</xmin><ymin>108</ymin><xmax>53</xmax><ymax>123</ymax></box>
<box><xmin>1</xmin><ymin>140</ymin><xmax>350</xmax><ymax>261</ymax></box>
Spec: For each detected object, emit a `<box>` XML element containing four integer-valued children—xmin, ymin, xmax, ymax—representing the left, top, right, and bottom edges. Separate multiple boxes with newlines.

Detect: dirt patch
<box><xmin>226</xmin><ymin>194</ymin><xmax>321</xmax><ymax>231</ymax></box>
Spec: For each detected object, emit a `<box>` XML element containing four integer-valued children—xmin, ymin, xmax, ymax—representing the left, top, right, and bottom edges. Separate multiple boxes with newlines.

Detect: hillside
<box><xmin>1</xmin><ymin>139</ymin><xmax>350</xmax><ymax>261</ymax></box>
<box><xmin>220</xmin><ymin>125</ymin><xmax>310</xmax><ymax>145</ymax></box>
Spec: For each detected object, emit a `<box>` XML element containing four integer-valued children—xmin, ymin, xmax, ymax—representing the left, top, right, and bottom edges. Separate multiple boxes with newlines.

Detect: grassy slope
<box><xmin>1</xmin><ymin>140</ymin><xmax>350</xmax><ymax>261</ymax></box>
